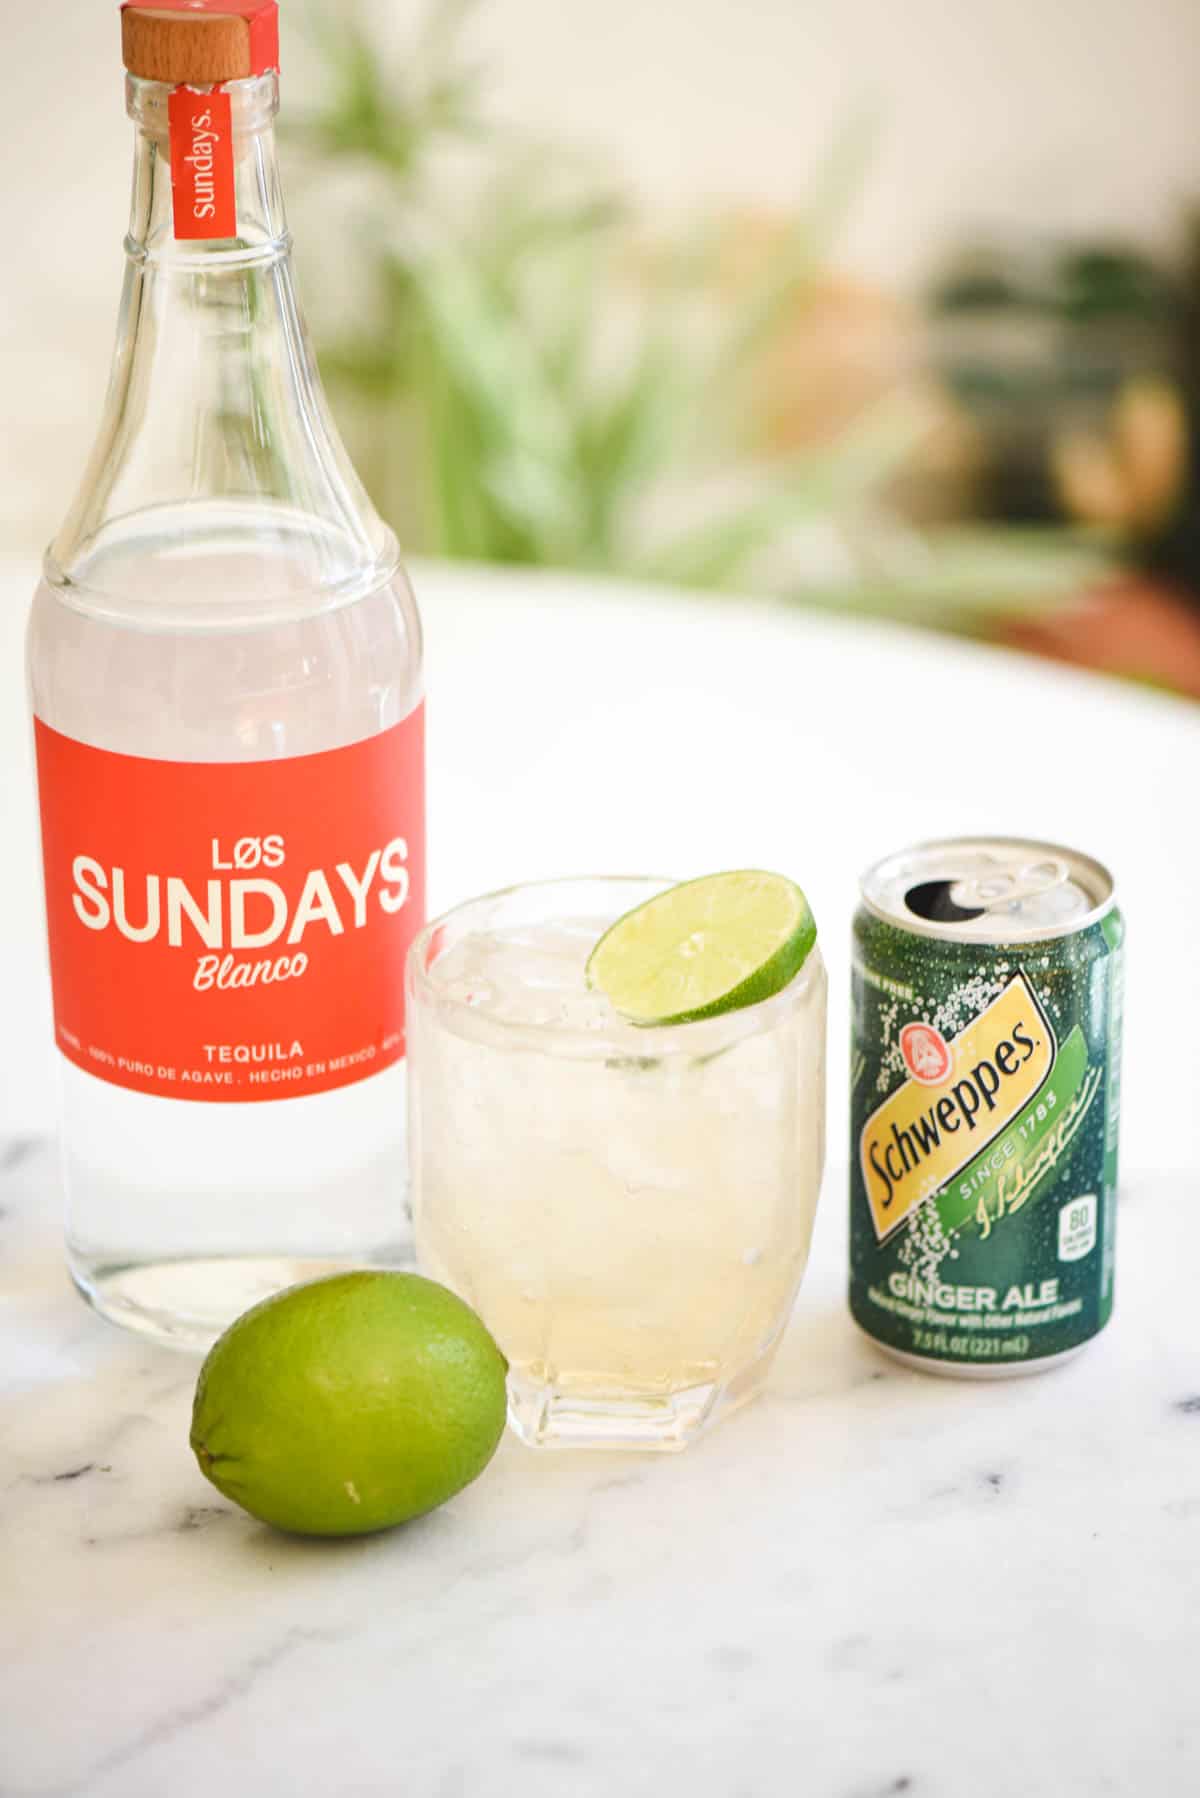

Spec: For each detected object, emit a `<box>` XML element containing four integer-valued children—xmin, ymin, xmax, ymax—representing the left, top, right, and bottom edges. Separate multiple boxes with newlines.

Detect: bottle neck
<box><xmin>47</xmin><ymin>72</ymin><xmax>396</xmax><ymax>624</ymax></box>
<box><xmin>126</xmin><ymin>71</ymin><xmax>287</xmax><ymax>261</ymax></box>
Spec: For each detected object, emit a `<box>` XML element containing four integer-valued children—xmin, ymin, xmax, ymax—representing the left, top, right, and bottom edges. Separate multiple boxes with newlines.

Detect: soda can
<box><xmin>849</xmin><ymin>837</ymin><xmax>1124</xmax><ymax>1376</ymax></box>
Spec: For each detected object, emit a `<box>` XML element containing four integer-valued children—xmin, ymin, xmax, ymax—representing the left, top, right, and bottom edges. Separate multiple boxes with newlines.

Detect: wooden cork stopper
<box><xmin>121</xmin><ymin>4</ymin><xmax>278</xmax><ymax>86</ymax></box>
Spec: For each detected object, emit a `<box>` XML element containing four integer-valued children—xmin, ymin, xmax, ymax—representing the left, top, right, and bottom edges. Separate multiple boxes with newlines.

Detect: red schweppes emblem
<box><xmin>900</xmin><ymin>1021</ymin><xmax>952</xmax><ymax>1085</ymax></box>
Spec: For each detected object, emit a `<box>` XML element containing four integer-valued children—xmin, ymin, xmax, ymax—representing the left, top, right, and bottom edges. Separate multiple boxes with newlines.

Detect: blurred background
<box><xmin>5</xmin><ymin>0</ymin><xmax>1200</xmax><ymax>693</ymax></box>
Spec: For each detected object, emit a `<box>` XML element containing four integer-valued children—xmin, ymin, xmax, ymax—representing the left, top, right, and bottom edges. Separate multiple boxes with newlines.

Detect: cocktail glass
<box><xmin>407</xmin><ymin>877</ymin><xmax>826</xmax><ymax>1450</ymax></box>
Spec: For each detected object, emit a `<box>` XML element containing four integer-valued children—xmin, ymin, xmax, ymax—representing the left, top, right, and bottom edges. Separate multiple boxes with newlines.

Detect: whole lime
<box><xmin>190</xmin><ymin>1271</ymin><xmax>508</xmax><ymax>1536</ymax></box>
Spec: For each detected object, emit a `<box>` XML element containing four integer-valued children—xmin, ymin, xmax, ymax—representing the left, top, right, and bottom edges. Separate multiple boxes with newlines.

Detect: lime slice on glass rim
<box><xmin>586</xmin><ymin>870</ymin><xmax>817</xmax><ymax>1026</ymax></box>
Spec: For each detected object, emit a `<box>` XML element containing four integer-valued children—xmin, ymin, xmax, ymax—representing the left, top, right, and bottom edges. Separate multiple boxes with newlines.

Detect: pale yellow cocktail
<box><xmin>407</xmin><ymin>877</ymin><xmax>826</xmax><ymax>1450</ymax></box>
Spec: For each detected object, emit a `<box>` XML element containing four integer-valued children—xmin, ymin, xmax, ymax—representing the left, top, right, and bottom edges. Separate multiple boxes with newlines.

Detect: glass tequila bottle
<box><xmin>28</xmin><ymin>1</ymin><xmax>425</xmax><ymax>1347</ymax></box>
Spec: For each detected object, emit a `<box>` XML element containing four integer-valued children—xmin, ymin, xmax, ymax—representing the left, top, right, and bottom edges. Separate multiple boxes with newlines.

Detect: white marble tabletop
<box><xmin>2</xmin><ymin>1135</ymin><xmax>1198</xmax><ymax>1797</ymax></box>
<box><xmin>2</xmin><ymin>558</ymin><xmax>1200</xmax><ymax>1794</ymax></box>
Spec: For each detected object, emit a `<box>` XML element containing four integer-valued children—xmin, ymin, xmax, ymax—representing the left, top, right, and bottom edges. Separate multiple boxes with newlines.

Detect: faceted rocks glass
<box><xmin>407</xmin><ymin>878</ymin><xmax>826</xmax><ymax>1451</ymax></box>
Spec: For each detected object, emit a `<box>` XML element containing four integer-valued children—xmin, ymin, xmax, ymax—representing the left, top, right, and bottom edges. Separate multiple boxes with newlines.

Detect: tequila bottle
<box><xmin>28</xmin><ymin>1</ymin><xmax>425</xmax><ymax>1347</ymax></box>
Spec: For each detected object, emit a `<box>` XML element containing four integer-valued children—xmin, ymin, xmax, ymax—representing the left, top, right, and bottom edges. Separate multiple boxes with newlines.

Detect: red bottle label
<box><xmin>168</xmin><ymin>87</ymin><xmax>237</xmax><ymax>240</ymax></box>
<box><xmin>33</xmin><ymin>710</ymin><xmax>425</xmax><ymax>1103</ymax></box>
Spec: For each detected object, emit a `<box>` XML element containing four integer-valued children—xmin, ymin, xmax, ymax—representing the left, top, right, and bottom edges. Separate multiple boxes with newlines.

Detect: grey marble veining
<box><xmin>1</xmin><ymin>1139</ymin><xmax>1197</xmax><ymax>1798</ymax></box>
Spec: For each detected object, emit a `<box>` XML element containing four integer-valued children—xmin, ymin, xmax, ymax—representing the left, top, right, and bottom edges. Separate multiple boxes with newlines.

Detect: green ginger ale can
<box><xmin>850</xmin><ymin>837</ymin><xmax>1124</xmax><ymax>1376</ymax></box>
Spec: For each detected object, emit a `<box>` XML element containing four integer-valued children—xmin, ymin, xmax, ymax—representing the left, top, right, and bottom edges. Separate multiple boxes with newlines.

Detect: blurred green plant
<box><xmin>284</xmin><ymin>0</ymin><xmax>935</xmax><ymax>590</ymax></box>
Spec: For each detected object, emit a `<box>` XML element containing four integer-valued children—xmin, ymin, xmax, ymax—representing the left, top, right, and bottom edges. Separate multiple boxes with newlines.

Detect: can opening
<box><xmin>904</xmin><ymin>880</ymin><xmax>986</xmax><ymax>925</ymax></box>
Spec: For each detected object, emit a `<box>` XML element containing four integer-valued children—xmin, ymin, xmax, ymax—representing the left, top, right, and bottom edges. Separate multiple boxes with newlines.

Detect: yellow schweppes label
<box><xmin>860</xmin><ymin>973</ymin><xmax>1055</xmax><ymax>1240</ymax></box>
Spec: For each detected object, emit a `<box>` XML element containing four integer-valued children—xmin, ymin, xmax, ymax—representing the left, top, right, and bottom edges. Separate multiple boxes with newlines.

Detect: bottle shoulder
<box><xmin>44</xmin><ymin>500</ymin><xmax>415</xmax><ymax>629</ymax></box>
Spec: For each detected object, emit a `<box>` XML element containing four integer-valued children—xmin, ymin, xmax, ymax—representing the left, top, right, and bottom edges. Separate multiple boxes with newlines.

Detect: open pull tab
<box><xmin>949</xmin><ymin>857</ymin><xmax>1069</xmax><ymax>915</ymax></box>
